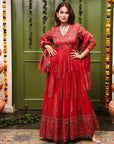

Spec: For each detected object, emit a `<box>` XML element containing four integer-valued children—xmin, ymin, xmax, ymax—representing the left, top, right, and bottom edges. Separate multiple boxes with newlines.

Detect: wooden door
<box><xmin>12</xmin><ymin>0</ymin><xmax>108</xmax><ymax>110</ymax></box>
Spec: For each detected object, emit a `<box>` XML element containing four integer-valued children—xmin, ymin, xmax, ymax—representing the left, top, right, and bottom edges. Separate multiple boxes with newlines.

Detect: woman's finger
<box><xmin>49</xmin><ymin>53</ymin><xmax>52</xmax><ymax>56</ymax></box>
<box><xmin>53</xmin><ymin>51</ymin><xmax>57</xmax><ymax>55</ymax></box>
<box><xmin>70</xmin><ymin>52</ymin><xmax>75</xmax><ymax>55</ymax></box>
<box><xmin>53</xmin><ymin>49</ymin><xmax>57</xmax><ymax>53</ymax></box>
<box><xmin>70</xmin><ymin>55</ymin><xmax>76</xmax><ymax>58</ymax></box>
<box><xmin>51</xmin><ymin>52</ymin><xmax>55</xmax><ymax>56</ymax></box>
<box><xmin>71</xmin><ymin>57</ymin><xmax>76</xmax><ymax>59</ymax></box>
<box><xmin>49</xmin><ymin>50</ymin><xmax>57</xmax><ymax>56</ymax></box>
<box><xmin>71</xmin><ymin>49</ymin><xmax>76</xmax><ymax>52</ymax></box>
<box><xmin>70</xmin><ymin>55</ymin><xmax>76</xmax><ymax>57</ymax></box>
<box><xmin>51</xmin><ymin>52</ymin><xmax>56</xmax><ymax>56</ymax></box>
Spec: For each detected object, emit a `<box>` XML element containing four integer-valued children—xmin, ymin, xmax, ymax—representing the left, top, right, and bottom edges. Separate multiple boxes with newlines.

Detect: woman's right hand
<box><xmin>45</xmin><ymin>45</ymin><xmax>57</xmax><ymax>56</ymax></box>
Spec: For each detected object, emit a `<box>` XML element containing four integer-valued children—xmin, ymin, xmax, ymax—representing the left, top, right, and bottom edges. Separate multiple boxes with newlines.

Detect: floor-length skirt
<box><xmin>39</xmin><ymin>48</ymin><xmax>100</xmax><ymax>142</ymax></box>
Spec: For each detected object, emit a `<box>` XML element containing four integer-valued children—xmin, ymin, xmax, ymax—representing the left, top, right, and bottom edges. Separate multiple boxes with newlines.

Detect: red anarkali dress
<box><xmin>39</xmin><ymin>23</ymin><xmax>100</xmax><ymax>142</ymax></box>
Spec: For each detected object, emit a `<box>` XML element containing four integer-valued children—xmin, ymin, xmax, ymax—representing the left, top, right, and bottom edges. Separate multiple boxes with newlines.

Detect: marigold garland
<box><xmin>112</xmin><ymin>0</ymin><xmax>114</xmax><ymax>4</ymax></box>
<box><xmin>2</xmin><ymin>0</ymin><xmax>8</xmax><ymax>104</ymax></box>
<box><xmin>105</xmin><ymin>0</ymin><xmax>112</xmax><ymax>109</ymax></box>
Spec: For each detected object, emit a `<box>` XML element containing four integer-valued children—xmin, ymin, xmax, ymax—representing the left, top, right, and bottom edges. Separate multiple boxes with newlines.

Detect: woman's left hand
<box><xmin>70</xmin><ymin>49</ymin><xmax>82</xmax><ymax>59</ymax></box>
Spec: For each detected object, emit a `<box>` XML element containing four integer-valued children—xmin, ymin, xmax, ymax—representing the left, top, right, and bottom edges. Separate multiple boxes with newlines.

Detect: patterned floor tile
<box><xmin>0</xmin><ymin>129</ymin><xmax>113</xmax><ymax>144</ymax></box>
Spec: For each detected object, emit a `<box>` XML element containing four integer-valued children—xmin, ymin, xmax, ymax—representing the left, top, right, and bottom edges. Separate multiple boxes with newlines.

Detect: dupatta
<box><xmin>81</xmin><ymin>32</ymin><xmax>93</xmax><ymax>90</ymax></box>
<box><xmin>37</xmin><ymin>49</ymin><xmax>51</xmax><ymax>75</ymax></box>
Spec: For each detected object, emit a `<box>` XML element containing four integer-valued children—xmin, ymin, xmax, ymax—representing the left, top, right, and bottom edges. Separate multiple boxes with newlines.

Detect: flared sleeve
<box><xmin>40</xmin><ymin>27</ymin><xmax>54</xmax><ymax>49</ymax></box>
<box><xmin>78</xmin><ymin>24</ymin><xmax>96</xmax><ymax>51</ymax></box>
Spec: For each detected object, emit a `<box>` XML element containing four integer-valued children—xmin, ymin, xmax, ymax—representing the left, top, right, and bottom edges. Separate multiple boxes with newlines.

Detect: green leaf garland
<box><xmin>42</xmin><ymin>0</ymin><xmax>48</xmax><ymax>33</ymax></box>
<box><xmin>78</xmin><ymin>0</ymin><xmax>82</xmax><ymax>24</ymax></box>
<box><xmin>29</xmin><ymin>0</ymin><xmax>33</xmax><ymax>49</ymax></box>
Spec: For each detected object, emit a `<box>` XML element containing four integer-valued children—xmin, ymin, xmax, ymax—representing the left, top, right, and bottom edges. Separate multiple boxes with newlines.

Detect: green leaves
<box><xmin>78</xmin><ymin>0</ymin><xmax>83</xmax><ymax>24</ymax></box>
<box><xmin>42</xmin><ymin>0</ymin><xmax>48</xmax><ymax>33</ymax></box>
<box><xmin>0</xmin><ymin>113</ymin><xmax>40</xmax><ymax>128</ymax></box>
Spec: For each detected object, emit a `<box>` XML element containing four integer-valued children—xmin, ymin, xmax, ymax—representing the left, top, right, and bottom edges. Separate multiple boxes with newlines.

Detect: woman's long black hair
<box><xmin>55</xmin><ymin>2</ymin><xmax>75</xmax><ymax>26</ymax></box>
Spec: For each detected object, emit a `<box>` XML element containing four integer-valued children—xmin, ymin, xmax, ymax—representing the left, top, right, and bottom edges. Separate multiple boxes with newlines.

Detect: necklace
<box><xmin>60</xmin><ymin>24</ymin><xmax>69</xmax><ymax>36</ymax></box>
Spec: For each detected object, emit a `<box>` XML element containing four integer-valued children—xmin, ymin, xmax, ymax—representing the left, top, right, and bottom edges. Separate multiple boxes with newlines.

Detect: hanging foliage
<box><xmin>78</xmin><ymin>0</ymin><xmax>83</xmax><ymax>24</ymax></box>
<box><xmin>42</xmin><ymin>0</ymin><xmax>48</xmax><ymax>33</ymax></box>
<box><xmin>29</xmin><ymin>0</ymin><xmax>33</xmax><ymax>49</ymax></box>
<box><xmin>2</xmin><ymin>0</ymin><xmax>8</xmax><ymax>104</ymax></box>
<box><xmin>105</xmin><ymin>0</ymin><xmax>112</xmax><ymax>109</ymax></box>
<box><xmin>63</xmin><ymin>0</ymin><xmax>67</xmax><ymax>2</ymax></box>
<box><xmin>78</xmin><ymin>0</ymin><xmax>83</xmax><ymax>54</ymax></box>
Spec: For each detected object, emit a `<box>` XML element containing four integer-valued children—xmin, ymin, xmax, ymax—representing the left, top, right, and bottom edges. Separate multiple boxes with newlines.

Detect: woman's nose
<box><xmin>63</xmin><ymin>13</ymin><xmax>66</xmax><ymax>17</ymax></box>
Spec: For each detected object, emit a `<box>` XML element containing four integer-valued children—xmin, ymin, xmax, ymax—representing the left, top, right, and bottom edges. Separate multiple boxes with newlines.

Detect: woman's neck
<box><xmin>60</xmin><ymin>22</ymin><xmax>69</xmax><ymax>27</ymax></box>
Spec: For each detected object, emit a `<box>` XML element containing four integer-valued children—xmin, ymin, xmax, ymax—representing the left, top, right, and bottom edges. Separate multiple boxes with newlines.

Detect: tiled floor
<box><xmin>0</xmin><ymin>129</ymin><xmax>113</xmax><ymax>144</ymax></box>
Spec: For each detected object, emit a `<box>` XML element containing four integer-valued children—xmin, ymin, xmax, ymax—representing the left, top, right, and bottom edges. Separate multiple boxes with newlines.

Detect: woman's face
<box><xmin>56</xmin><ymin>6</ymin><xmax>69</xmax><ymax>25</ymax></box>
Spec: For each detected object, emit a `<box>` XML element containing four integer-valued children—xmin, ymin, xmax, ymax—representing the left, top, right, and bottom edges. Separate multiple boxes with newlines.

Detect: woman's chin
<box><xmin>60</xmin><ymin>21</ymin><xmax>68</xmax><ymax>24</ymax></box>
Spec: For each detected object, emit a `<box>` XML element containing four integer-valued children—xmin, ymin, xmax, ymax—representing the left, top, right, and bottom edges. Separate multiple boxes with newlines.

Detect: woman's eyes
<box><xmin>60</xmin><ymin>11</ymin><xmax>69</xmax><ymax>14</ymax></box>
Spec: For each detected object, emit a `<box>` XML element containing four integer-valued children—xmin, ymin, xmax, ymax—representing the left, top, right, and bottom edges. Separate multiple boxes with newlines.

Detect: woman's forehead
<box><xmin>59</xmin><ymin>6</ymin><xmax>69</xmax><ymax>11</ymax></box>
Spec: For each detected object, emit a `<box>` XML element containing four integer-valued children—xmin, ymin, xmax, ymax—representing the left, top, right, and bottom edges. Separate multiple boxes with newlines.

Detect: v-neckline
<box><xmin>58</xmin><ymin>24</ymin><xmax>71</xmax><ymax>37</ymax></box>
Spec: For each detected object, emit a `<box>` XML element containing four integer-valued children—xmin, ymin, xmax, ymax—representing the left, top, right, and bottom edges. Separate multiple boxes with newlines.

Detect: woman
<box><xmin>39</xmin><ymin>2</ymin><xmax>100</xmax><ymax>144</ymax></box>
